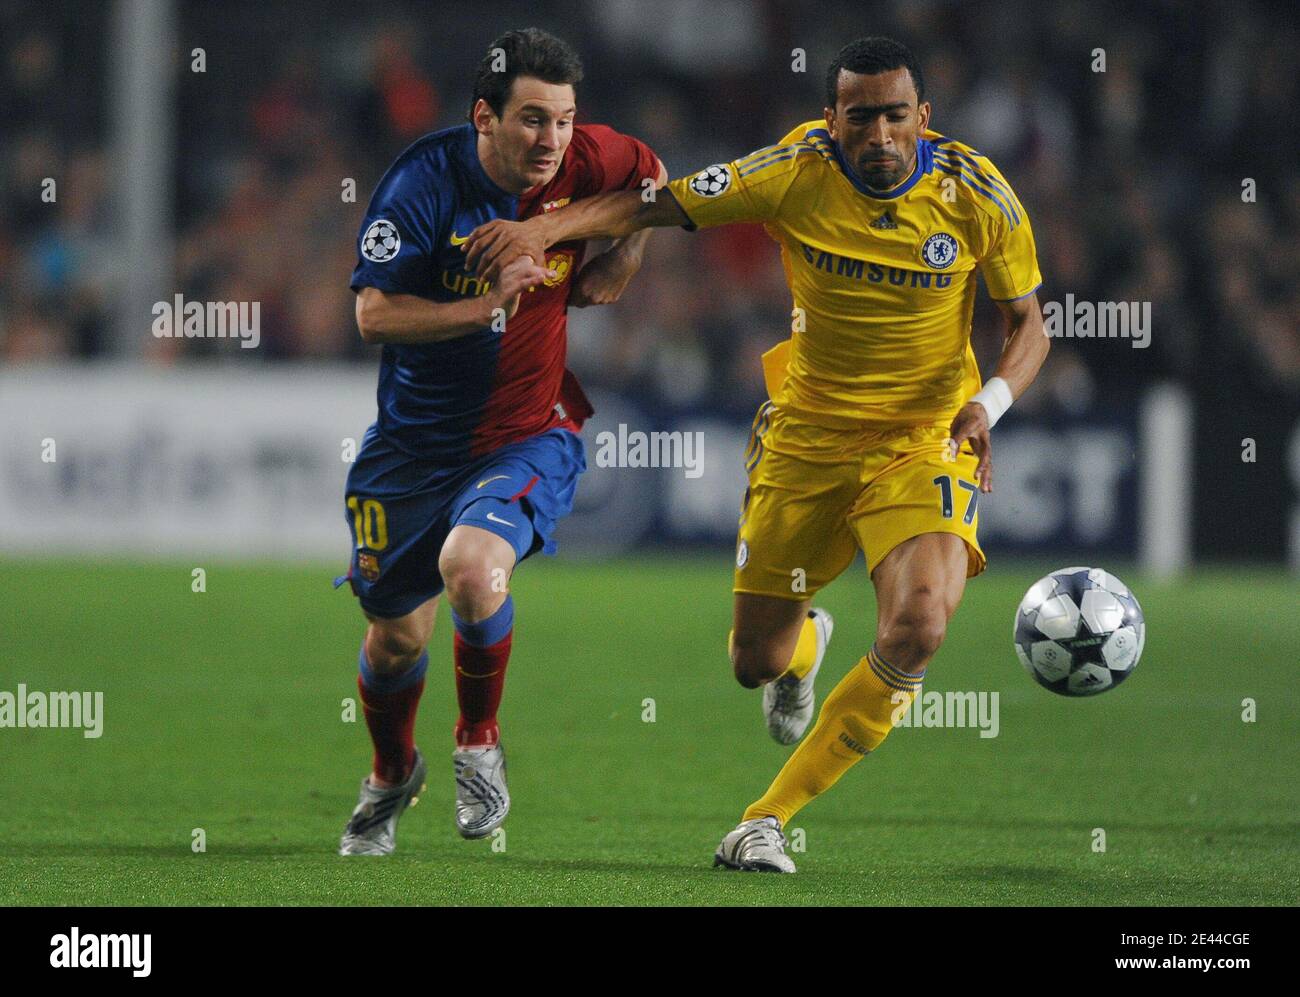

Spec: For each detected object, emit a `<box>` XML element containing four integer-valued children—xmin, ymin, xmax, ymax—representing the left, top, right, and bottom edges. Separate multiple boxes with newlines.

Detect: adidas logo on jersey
<box><xmin>869</xmin><ymin>211</ymin><xmax>897</xmax><ymax>230</ymax></box>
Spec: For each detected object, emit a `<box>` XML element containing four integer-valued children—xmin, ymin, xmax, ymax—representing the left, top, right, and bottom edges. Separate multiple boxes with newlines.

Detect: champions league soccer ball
<box><xmin>1013</xmin><ymin>567</ymin><xmax>1146</xmax><ymax>697</ymax></box>
<box><xmin>362</xmin><ymin>220</ymin><xmax>400</xmax><ymax>262</ymax></box>
<box><xmin>688</xmin><ymin>164</ymin><xmax>731</xmax><ymax>197</ymax></box>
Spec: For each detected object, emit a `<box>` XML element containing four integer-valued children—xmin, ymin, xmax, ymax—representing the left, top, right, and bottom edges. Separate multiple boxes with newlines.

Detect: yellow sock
<box><xmin>784</xmin><ymin>614</ymin><xmax>820</xmax><ymax>679</ymax></box>
<box><xmin>742</xmin><ymin>645</ymin><xmax>923</xmax><ymax>827</ymax></box>
<box><xmin>727</xmin><ymin>613</ymin><xmax>820</xmax><ymax>680</ymax></box>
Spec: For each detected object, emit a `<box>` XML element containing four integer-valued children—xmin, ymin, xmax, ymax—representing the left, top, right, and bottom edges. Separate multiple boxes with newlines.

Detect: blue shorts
<box><xmin>337</xmin><ymin>425</ymin><xmax>586</xmax><ymax>618</ymax></box>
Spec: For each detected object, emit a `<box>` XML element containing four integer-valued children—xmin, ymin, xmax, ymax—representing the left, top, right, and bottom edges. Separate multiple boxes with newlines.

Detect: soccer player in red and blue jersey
<box><xmin>337</xmin><ymin>28</ymin><xmax>665</xmax><ymax>854</ymax></box>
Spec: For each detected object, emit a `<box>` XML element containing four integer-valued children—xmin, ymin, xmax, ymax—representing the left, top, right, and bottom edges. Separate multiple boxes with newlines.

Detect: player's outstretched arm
<box><xmin>567</xmin><ymin>227</ymin><xmax>650</xmax><ymax>309</ymax></box>
<box><xmin>987</xmin><ymin>291</ymin><xmax>1050</xmax><ymax>398</ymax></box>
<box><xmin>355</xmin><ymin>256</ymin><xmax>555</xmax><ymax>344</ymax></box>
<box><xmin>464</xmin><ymin>185</ymin><xmax>688</xmax><ymax>283</ymax></box>
<box><xmin>568</xmin><ymin>159</ymin><xmax>669</xmax><ymax>308</ymax></box>
<box><xmin>948</xmin><ymin>291</ymin><xmax>1050</xmax><ymax>493</ymax></box>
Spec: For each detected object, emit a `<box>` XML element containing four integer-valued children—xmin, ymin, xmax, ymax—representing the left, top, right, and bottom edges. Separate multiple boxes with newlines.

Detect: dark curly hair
<box><xmin>470</xmin><ymin>28</ymin><xmax>584</xmax><ymax>119</ymax></box>
<box><xmin>824</xmin><ymin>37</ymin><xmax>925</xmax><ymax>108</ymax></box>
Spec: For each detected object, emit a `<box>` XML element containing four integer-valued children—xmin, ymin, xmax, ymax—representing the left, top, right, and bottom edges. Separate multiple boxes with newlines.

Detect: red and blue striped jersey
<box><xmin>351</xmin><ymin>122</ymin><xmax>659</xmax><ymax>462</ymax></box>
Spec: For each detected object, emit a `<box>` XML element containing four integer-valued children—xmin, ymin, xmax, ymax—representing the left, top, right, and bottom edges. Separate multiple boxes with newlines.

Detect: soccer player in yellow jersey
<box><xmin>464</xmin><ymin>37</ymin><xmax>1050</xmax><ymax>872</ymax></box>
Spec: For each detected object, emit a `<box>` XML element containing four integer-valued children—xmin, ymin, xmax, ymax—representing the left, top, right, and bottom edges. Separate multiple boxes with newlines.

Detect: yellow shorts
<box><xmin>735</xmin><ymin>401</ymin><xmax>987</xmax><ymax>600</ymax></box>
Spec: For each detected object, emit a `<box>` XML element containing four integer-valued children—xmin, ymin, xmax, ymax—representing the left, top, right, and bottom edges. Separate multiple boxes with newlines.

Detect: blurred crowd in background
<box><xmin>2</xmin><ymin>0</ymin><xmax>1297</xmax><ymax>419</ymax></box>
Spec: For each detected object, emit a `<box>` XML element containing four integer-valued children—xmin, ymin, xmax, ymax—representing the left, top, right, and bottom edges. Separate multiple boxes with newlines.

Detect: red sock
<box><xmin>358</xmin><ymin>673</ymin><xmax>424</xmax><ymax>784</ymax></box>
<box><xmin>454</xmin><ymin>631</ymin><xmax>511</xmax><ymax>747</ymax></box>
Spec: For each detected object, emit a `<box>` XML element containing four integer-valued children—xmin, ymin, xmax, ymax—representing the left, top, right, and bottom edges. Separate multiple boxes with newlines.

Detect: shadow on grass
<box><xmin>0</xmin><ymin>843</ymin><xmax>323</xmax><ymax>859</ymax></box>
<box><xmin>0</xmin><ymin>843</ymin><xmax>737</xmax><ymax>885</ymax></box>
<box><xmin>808</xmin><ymin>813</ymin><xmax>1300</xmax><ymax>839</ymax></box>
<box><xmin>0</xmin><ymin>844</ymin><xmax>725</xmax><ymax>877</ymax></box>
<box><xmin>453</xmin><ymin>853</ymin><xmax>737</xmax><ymax>877</ymax></box>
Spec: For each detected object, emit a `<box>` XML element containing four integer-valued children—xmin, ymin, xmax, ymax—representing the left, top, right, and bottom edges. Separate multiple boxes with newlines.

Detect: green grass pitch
<box><xmin>0</xmin><ymin>554</ymin><xmax>1295</xmax><ymax>906</ymax></box>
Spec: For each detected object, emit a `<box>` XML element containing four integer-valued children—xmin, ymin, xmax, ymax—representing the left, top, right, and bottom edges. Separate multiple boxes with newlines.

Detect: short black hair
<box><xmin>824</xmin><ymin>37</ymin><xmax>925</xmax><ymax>108</ymax></box>
<box><xmin>470</xmin><ymin>28</ymin><xmax>584</xmax><ymax>119</ymax></box>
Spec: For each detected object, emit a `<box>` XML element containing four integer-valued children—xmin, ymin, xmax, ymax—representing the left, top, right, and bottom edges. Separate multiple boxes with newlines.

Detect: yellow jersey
<box><xmin>666</xmin><ymin>120</ymin><xmax>1042</xmax><ymax>429</ymax></box>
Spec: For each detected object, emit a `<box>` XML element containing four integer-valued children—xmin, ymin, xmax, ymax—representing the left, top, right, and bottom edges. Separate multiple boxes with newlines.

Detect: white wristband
<box><xmin>970</xmin><ymin>376</ymin><xmax>1013</xmax><ymax>428</ymax></box>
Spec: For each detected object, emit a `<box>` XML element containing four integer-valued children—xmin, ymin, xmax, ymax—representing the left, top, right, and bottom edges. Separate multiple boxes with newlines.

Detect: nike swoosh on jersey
<box><xmin>476</xmin><ymin>475</ymin><xmax>509</xmax><ymax>489</ymax></box>
<box><xmin>485</xmin><ymin>512</ymin><xmax>515</xmax><ymax>528</ymax></box>
<box><xmin>449</xmin><ymin>231</ymin><xmax>471</xmax><ymax>246</ymax></box>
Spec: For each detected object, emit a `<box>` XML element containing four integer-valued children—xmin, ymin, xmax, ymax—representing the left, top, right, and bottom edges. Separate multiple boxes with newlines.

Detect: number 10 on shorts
<box><xmin>932</xmin><ymin>475</ymin><xmax>979</xmax><ymax>525</ymax></box>
<box><xmin>347</xmin><ymin>496</ymin><xmax>388</xmax><ymax>550</ymax></box>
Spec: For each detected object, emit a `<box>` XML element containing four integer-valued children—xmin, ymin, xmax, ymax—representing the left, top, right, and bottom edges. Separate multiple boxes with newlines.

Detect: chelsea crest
<box><xmin>921</xmin><ymin>232</ymin><xmax>958</xmax><ymax>270</ymax></box>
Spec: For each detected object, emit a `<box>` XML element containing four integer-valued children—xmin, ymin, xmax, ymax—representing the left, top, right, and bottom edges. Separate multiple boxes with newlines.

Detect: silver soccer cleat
<box><xmin>453</xmin><ymin>743</ymin><xmax>510</xmax><ymax>839</ymax></box>
<box><xmin>763</xmin><ymin>608</ymin><xmax>834</xmax><ymax>745</ymax></box>
<box><xmin>714</xmin><ymin>816</ymin><xmax>796</xmax><ymax>873</ymax></box>
<box><xmin>338</xmin><ymin>749</ymin><xmax>427</xmax><ymax>856</ymax></box>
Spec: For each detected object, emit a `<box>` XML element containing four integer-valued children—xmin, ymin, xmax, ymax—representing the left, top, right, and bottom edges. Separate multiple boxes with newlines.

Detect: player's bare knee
<box><xmin>439</xmin><ymin>554</ymin><xmax>502</xmax><ymax>621</ymax></box>
<box><xmin>731</xmin><ymin>641</ymin><xmax>788</xmax><ymax>688</ymax></box>
<box><xmin>365</xmin><ymin>623</ymin><xmax>426</xmax><ymax>673</ymax></box>
<box><xmin>733</xmin><ymin>653</ymin><xmax>774</xmax><ymax>689</ymax></box>
<box><xmin>878</xmin><ymin>610</ymin><xmax>947</xmax><ymax>673</ymax></box>
<box><xmin>913</xmin><ymin>616</ymin><xmax>948</xmax><ymax>662</ymax></box>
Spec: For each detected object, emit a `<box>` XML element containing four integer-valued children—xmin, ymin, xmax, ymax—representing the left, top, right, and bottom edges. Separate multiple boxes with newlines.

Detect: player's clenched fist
<box><xmin>568</xmin><ymin>247</ymin><xmax>641</xmax><ymax>308</ymax></box>
<box><xmin>464</xmin><ymin>218</ymin><xmax>547</xmax><ymax>283</ymax></box>
<box><xmin>487</xmin><ymin>256</ymin><xmax>556</xmax><ymax>319</ymax></box>
<box><xmin>948</xmin><ymin>401</ymin><xmax>993</xmax><ymax>493</ymax></box>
